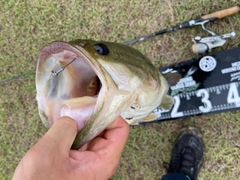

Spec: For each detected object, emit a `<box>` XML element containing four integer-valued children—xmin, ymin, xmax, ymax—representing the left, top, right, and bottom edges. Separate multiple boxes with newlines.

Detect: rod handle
<box><xmin>201</xmin><ymin>6</ymin><xmax>240</xmax><ymax>20</ymax></box>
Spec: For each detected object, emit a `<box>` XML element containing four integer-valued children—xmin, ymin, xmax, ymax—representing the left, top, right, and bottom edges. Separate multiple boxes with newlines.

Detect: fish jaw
<box><xmin>71</xmin><ymin>60</ymin><xmax>164</xmax><ymax>149</ymax></box>
<box><xmin>36</xmin><ymin>42</ymin><xmax>101</xmax><ymax>130</ymax></box>
<box><xmin>36</xmin><ymin>41</ymin><xmax>134</xmax><ymax>149</ymax></box>
<box><xmin>36</xmin><ymin>40</ymin><xmax>173</xmax><ymax>149</ymax></box>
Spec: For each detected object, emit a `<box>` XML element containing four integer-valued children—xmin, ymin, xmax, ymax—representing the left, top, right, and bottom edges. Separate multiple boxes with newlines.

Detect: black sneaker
<box><xmin>165</xmin><ymin>126</ymin><xmax>205</xmax><ymax>180</ymax></box>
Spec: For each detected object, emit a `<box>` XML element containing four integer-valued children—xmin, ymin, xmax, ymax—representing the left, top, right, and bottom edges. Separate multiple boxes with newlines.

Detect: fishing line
<box><xmin>0</xmin><ymin>6</ymin><xmax>239</xmax><ymax>85</ymax></box>
<box><xmin>51</xmin><ymin>58</ymin><xmax>76</xmax><ymax>76</ymax></box>
<box><xmin>0</xmin><ymin>71</ymin><xmax>35</xmax><ymax>85</ymax></box>
<box><xmin>0</xmin><ymin>58</ymin><xmax>76</xmax><ymax>84</ymax></box>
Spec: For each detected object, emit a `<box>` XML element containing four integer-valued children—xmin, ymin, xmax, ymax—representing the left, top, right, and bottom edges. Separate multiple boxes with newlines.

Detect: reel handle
<box><xmin>201</xmin><ymin>6</ymin><xmax>240</xmax><ymax>20</ymax></box>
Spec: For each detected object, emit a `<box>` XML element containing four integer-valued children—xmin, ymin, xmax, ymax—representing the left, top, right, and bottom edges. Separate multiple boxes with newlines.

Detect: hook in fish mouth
<box><xmin>36</xmin><ymin>42</ymin><xmax>104</xmax><ymax>131</ymax></box>
<box><xmin>36</xmin><ymin>39</ymin><xmax>176</xmax><ymax>149</ymax></box>
<box><xmin>51</xmin><ymin>58</ymin><xmax>77</xmax><ymax>76</ymax></box>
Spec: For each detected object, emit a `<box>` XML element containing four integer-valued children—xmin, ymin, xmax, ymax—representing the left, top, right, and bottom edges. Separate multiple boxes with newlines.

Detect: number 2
<box><xmin>171</xmin><ymin>96</ymin><xmax>183</xmax><ymax>118</ymax></box>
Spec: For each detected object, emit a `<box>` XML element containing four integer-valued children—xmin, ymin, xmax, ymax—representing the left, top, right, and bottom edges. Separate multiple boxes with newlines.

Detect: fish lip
<box><xmin>38</xmin><ymin>41</ymin><xmax>79</xmax><ymax>61</ymax></box>
<box><xmin>36</xmin><ymin>41</ymin><xmax>114</xmax><ymax>131</ymax></box>
<box><xmin>38</xmin><ymin>41</ymin><xmax>108</xmax><ymax>90</ymax></box>
<box><xmin>37</xmin><ymin>40</ymin><xmax>125</xmax><ymax>149</ymax></box>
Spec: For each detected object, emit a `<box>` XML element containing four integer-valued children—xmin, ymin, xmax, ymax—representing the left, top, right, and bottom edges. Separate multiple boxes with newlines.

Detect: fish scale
<box><xmin>36</xmin><ymin>39</ymin><xmax>175</xmax><ymax>149</ymax></box>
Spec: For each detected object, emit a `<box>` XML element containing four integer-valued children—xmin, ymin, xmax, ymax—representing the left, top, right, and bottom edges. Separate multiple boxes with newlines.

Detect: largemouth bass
<box><xmin>36</xmin><ymin>39</ymin><xmax>176</xmax><ymax>149</ymax></box>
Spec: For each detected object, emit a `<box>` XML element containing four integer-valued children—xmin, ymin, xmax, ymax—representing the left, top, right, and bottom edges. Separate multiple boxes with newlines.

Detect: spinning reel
<box><xmin>191</xmin><ymin>20</ymin><xmax>236</xmax><ymax>54</ymax></box>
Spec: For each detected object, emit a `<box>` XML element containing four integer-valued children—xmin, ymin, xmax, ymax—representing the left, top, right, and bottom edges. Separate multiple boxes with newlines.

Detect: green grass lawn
<box><xmin>1</xmin><ymin>1</ymin><xmax>240</xmax><ymax>179</ymax></box>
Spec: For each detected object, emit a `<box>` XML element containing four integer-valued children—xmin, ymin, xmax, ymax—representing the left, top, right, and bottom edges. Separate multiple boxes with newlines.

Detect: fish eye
<box><xmin>94</xmin><ymin>43</ymin><xmax>109</xmax><ymax>55</ymax></box>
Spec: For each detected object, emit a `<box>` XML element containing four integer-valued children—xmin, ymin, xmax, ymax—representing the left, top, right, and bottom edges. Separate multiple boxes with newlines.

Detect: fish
<box><xmin>35</xmin><ymin>39</ymin><xmax>178</xmax><ymax>149</ymax></box>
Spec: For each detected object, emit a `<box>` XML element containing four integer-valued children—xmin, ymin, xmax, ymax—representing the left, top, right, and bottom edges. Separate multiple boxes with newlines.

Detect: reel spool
<box><xmin>190</xmin><ymin>20</ymin><xmax>236</xmax><ymax>54</ymax></box>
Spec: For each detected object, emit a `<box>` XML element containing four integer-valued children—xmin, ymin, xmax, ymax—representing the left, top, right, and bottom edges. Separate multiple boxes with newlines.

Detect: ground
<box><xmin>0</xmin><ymin>0</ymin><xmax>240</xmax><ymax>179</ymax></box>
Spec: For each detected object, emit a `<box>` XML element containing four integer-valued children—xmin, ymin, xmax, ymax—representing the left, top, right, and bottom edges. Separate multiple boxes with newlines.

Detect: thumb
<box><xmin>39</xmin><ymin>116</ymin><xmax>78</xmax><ymax>152</ymax></box>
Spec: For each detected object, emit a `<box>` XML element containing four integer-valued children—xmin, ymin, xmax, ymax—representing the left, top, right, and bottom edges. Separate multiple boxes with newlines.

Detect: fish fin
<box><xmin>141</xmin><ymin>113</ymin><xmax>158</xmax><ymax>122</ymax></box>
<box><xmin>130</xmin><ymin>122</ymin><xmax>139</xmax><ymax>125</ymax></box>
<box><xmin>125</xmin><ymin>113</ymin><xmax>158</xmax><ymax>125</ymax></box>
<box><xmin>163</xmin><ymin>72</ymin><xmax>181</xmax><ymax>86</ymax></box>
<box><xmin>127</xmin><ymin>120</ymin><xmax>139</xmax><ymax>125</ymax></box>
<box><xmin>159</xmin><ymin>95</ymin><xmax>174</xmax><ymax>110</ymax></box>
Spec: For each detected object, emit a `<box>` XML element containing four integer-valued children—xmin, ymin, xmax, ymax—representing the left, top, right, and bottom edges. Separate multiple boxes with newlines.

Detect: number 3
<box><xmin>196</xmin><ymin>89</ymin><xmax>212</xmax><ymax>113</ymax></box>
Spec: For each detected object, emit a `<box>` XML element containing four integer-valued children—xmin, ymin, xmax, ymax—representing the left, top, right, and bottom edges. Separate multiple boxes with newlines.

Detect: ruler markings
<box><xmin>139</xmin><ymin>47</ymin><xmax>240</xmax><ymax>123</ymax></box>
<box><xmin>152</xmin><ymin>81</ymin><xmax>240</xmax><ymax>121</ymax></box>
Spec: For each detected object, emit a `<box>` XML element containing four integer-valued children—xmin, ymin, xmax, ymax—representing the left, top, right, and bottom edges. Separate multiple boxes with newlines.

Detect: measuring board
<box><xmin>145</xmin><ymin>46</ymin><xmax>240</xmax><ymax>122</ymax></box>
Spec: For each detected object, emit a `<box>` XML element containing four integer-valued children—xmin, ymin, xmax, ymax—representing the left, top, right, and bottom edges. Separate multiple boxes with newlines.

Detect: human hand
<box><xmin>12</xmin><ymin>116</ymin><xmax>130</xmax><ymax>180</ymax></box>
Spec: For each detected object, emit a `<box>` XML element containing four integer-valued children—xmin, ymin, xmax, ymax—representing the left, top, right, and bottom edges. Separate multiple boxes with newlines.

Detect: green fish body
<box><xmin>36</xmin><ymin>39</ymin><xmax>174</xmax><ymax>149</ymax></box>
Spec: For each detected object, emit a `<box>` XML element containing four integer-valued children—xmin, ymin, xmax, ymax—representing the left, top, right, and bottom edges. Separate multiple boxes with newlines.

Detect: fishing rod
<box><xmin>124</xmin><ymin>6</ymin><xmax>240</xmax><ymax>45</ymax></box>
<box><xmin>1</xmin><ymin>6</ymin><xmax>240</xmax><ymax>84</ymax></box>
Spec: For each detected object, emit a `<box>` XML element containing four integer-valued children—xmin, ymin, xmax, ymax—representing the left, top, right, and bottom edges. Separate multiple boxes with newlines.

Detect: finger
<box><xmin>95</xmin><ymin>117</ymin><xmax>130</xmax><ymax>174</ymax></box>
<box><xmin>105</xmin><ymin>117</ymin><xmax>123</xmax><ymax>130</ymax></box>
<box><xmin>87</xmin><ymin>117</ymin><xmax>130</xmax><ymax>153</ymax></box>
<box><xmin>104</xmin><ymin>117</ymin><xmax>130</xmax><ymax>147</ymax></box>
<box><xmin>39</xmin><ymin>116</ymin><xmax>78</xmax><ymax>152</ymax></box>
<box><xmin>70</xmin><ymin>118</ymin><xmax>129</xmax><ymax>180</ymax></box>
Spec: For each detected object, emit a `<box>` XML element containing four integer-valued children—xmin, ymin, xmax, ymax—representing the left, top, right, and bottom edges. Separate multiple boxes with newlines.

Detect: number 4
<box><xmin>227</xmin><ymin>83</ymin><xmax>240</xmax><ymax>104</ymax></box>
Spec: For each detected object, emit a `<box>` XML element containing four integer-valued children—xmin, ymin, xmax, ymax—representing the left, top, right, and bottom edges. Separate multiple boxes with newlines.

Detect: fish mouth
<box><xmin>37</xmin><ymin>42</ymin><xmax>105</xmax><ymax>130</ymax></box>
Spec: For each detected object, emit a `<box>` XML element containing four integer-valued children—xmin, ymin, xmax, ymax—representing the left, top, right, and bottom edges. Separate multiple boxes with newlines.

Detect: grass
<box><xmin>0</xmin><ymin>0</ymin><xmax>240</xmax><ymax>179</ymax></box>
